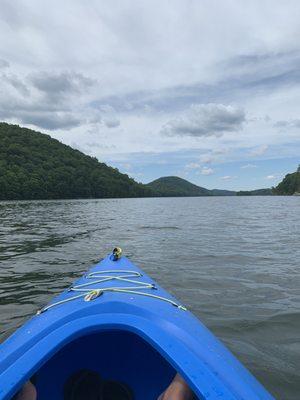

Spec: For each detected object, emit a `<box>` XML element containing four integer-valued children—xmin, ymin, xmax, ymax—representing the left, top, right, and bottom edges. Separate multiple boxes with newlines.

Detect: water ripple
<box><xmin>0</xmin><ymin>197</ymin><xmax>299</xmax><ymax>399</ymax></box>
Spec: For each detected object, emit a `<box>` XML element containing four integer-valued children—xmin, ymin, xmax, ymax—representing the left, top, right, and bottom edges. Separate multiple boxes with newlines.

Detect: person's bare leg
<box><xmin>14</xmin><ymin>381</ymin><xmax>37</xmax><ymax>400</ymax></box>
<box><xmin>158</xmin><ymin>373</ymin><xmax>194</xmax><ymax>400</ymax></box>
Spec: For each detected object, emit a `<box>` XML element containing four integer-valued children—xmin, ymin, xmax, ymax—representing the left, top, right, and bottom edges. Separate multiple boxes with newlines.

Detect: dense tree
<box><xmin>236</xmin><ymin>188</ymin><xmax>273</xmax><ymax>196</ymax></box>
<box><xmin>273</xmin><ymin>168</ymin><xmax>300</xmax><ymax>195</ymax></box>
<box><xmin>146</xmin><ymin>176</ymin><xmax>212</xmax><ymax>197</ymax></box>
<box><xmin>1</xmin><ymin>122</ymin><xmax>288</xmax><ymax>200</ymax></box>
<box><xmin>0</xmin><ymin>123</ymin><xmax>153</xmax><ymax>200</ymax></box>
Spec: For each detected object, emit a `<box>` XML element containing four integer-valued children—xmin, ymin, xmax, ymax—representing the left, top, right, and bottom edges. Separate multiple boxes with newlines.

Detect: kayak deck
<box><xmin>0</xmin><ymin>252</ymin><xmax>275</xmax><ymax>400</ymax></box>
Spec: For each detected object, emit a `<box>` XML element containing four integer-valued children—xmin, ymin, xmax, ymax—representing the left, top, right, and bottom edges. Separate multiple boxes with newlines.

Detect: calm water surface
<box><xmin>0</xmin><ymin>197</ymin><xmax>299</xmax><ymax>399</ymax></box>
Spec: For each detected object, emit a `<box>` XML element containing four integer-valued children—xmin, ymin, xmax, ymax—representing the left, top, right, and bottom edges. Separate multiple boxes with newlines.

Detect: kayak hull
<box><xmin>0</xmin><ymin>254</ymin><xmax>274</xmax><ymax>400</ymax></box>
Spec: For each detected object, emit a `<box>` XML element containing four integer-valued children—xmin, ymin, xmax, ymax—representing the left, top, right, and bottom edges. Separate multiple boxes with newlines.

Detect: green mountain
<box><xmin>0</xmin><ymin>123</ymin><xmax>152</xmax><ymax>200</ymax></box>
<box><xmin>210</xmin><ymin>189</ymin><xmax>236</xmax><ymax>196</ymax></box>
<box><xmin>273</xmin><ymin>166</ymin><xmax>300</xmax><ymax>195</ymax></box>
<box><xmin>146</xmin><ymin>176</ymin><xmax>212</xmax><ymax>197</ymax></box>
<box><xmin>0</xmin><ymin>122</ymin><xmax>283</xmax><ymax>200</ymax></box>
<box><xmin>236</xmin><ymin>188</ymin><xmax>273</xmax><ymax>196</ymax></box>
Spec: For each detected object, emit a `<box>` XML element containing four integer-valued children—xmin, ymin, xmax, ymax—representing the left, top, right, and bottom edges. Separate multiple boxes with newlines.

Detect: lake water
<box><xmin>0</xmin><ymin>197</ymin><xmax>299</xmax><ymax>399</ymax></box>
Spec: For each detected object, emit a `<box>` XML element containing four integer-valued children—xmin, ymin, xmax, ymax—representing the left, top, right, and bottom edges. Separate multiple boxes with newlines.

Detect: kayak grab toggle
<box><xmin>111</xmin><ymin>246</ymin><xmax>122</xmax><ymax>261</ymax></box>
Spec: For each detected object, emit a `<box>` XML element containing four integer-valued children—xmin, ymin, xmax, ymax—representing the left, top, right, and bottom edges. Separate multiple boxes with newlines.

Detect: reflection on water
<box><xmin>0</xmin><ymin>197</ymin><xmax>299</xmax><ymax>399</ymax></box>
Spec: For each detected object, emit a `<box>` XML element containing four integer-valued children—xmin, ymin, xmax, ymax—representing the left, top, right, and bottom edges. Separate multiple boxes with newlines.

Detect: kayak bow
<box><xmin>0</xmin><ymin>250</ymin><xmax>274</xmax><ymax>400</ymax></box>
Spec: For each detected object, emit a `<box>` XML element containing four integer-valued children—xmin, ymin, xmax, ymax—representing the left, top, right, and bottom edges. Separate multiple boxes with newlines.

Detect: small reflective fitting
<box><xmin>84</xmin><ymin>289</ymin><xmax>103</xmax><ymax>301</ymax></box>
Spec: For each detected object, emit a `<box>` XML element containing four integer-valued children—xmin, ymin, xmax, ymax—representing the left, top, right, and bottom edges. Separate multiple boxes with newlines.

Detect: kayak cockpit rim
<box><xmin>1</xmin><ymin>314</ymin><xmax>209</xmax><ymax>400</ymax></box>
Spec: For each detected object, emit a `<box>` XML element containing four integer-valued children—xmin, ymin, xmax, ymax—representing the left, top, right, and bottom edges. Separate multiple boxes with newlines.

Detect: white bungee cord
<box><xmin>37</xmin><ymin>269</ymin><xmax>187</xmax><ymax>314</ymax></box>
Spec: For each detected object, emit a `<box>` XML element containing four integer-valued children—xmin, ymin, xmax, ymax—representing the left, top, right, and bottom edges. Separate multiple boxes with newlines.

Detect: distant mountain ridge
<box><xmin>210</xmin><ymin>188</ymin><xmax>236</xmax><ymax>196</ymax></box>
<box><xmin>0</xmin><ymin>122</ymin><xmax>281</xmax><ymax>200</ymax></box>
<box><xmin>146</xmin><ymin>177</ymin><xmax>238</xmax><ymax>197</ymax></box>
<box><xmin>236</xmin><ymin>188</ymin><xmax>273</xmax><ymax>196</ymax></box>
<box><xmin>146</xmin><ymin>176</ymin><xmax>212</xmax><ymax>197</ymax></box>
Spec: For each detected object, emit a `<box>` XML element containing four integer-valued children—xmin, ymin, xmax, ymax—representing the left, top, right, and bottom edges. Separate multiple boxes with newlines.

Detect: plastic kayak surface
<box><xmin>0</xmin><ymin>253</ymin><xmax>275</xmax><ymax>400</ymax></box>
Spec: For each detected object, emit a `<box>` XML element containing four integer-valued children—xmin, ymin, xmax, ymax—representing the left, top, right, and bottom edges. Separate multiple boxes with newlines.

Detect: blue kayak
<box><xmin>0</xmin><ymin>249</ymin><xmax>274</xmax><ymax>400</ymax></box>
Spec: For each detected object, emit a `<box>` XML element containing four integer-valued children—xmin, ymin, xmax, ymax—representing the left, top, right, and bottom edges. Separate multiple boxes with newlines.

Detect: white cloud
<box><xmin>249</xmin><ymin>145</ymin><xmax>268</xmax><ymax>157</ymax></box>
<box><xmin>126</xmin><ymin>171</ymin><xmax>143</xmax><ymax>181</ymax></box>
<box><xmin>266</xmin><ymin>175</ymin><xmax>276</xmax><ymax>179</ymax></box>
<box><xmin>186</xmin><ymin>162</ymin><xmax>201</xmax><ymax>169</ymax></box>
<box><xmin>201</xmin><ymin>167</ymin><xmax>214</xmax><ymax>175</ymax></box>
<box><xmin>120</xmin><ymin>163</ymin><xmax>132</xmax><ymax>170</ymax></box>
<box><xmin>241</xmin><ymin>163</ymin><xmax>257</xmax><ymax>169</ymax></box>
<box><xmin>185</xmin><ymin>163</ymin><xmax>215</xmax><ymax>176</ymax></box>
<box><xmin>199</xmin><ymin>154</ymin><xmax>214</xmax><ymax>164</ymax></box>
<box><xmin>221</xmin><ymin>175</ymin><xmax>235</xmax><ymax>180</ymax></box>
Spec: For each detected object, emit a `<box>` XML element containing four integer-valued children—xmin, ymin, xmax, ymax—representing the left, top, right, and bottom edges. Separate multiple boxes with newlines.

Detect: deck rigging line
<box><xmin>37</xmin><ymin>270</ymin><xmax>187</xmax><ymax>314</ymax></box>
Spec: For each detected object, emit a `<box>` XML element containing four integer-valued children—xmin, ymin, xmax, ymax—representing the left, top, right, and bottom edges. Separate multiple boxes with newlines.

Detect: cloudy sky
<box><xmin>0</xmin><ymin>0</ymin><xmax>300</xmax><ymax>190</ymax></box>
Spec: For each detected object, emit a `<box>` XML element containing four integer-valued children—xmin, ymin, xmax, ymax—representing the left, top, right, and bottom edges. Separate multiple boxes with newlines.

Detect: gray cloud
<box><xmin>0</xmin><ymin>59</ymin><xmax>10</xmax><ymax>68</ymax></box>
<box><xmin>96</xmin><ymin>105</ymin><xmax>121</xmax><ymax>128</ymax></box>
<box><xmin>3</xmin><ymin>73</ymin><xmax>30</xmax><ymax>96</ymax></box>
<box><xmin>162</xmin><ymin>104</ymin><xmax>245</xmax><ymax>137</ymax></box>
<box><xmin>91</xmin><ymin>50</ymin><xmax>300</xmax><ymax>115</ymax></box>
<box><xmin>104</xmin><ymin>118</ymin><xmax>120</xmax><ymax>128</ymax></box>
<box><xmin>0</xmin><ymin>0</ymin><xmax>26</xmax><ymax>29</ymax></box>
<box><xmin>18</xmin><ymin>112</ymin><xmax>82</xmax><ymax>130</ymax></box>
<box><xmin>0</xmin><ymin>69</ymin><xmax>97</xmax><ymax>130</ymax></box>
<box><xmin>274</xmin><ymin>119</ymin><xmax>300</xmax><ymax>129</ymax></box>
<box><xmin>30</xmin><ymin>71</ymin><xmax>95</xmax><ymax>98</ymax></box>
<box><xmin>0</xmin><ymin>102</ymin><xmax>82</xmax><ymax>130</ymax></box>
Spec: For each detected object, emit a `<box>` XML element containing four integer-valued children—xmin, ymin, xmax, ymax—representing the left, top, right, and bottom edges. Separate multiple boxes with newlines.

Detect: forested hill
<box><xmin>0</xmin><ymin>123</ymin><xmax>152</xmax><ymax>200</ymax></box>
<box><xmin>146</xmin><ymin>176</ymin><xmax>212</xmax><ymax>196</ymax></box>
<box><xmin>236</xmin><ymin>188</ymin><xmax>273</xmax><ymax>196</ymax></box>
<box><xmin>0</xmin><ymin>122</ymin><xmax>281</xmax><ymax>200</ymax></box>
<box><xmin>273</xmin><ymin>166</ymin><xmax>300</xmax><ymax>195</ymax></box>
